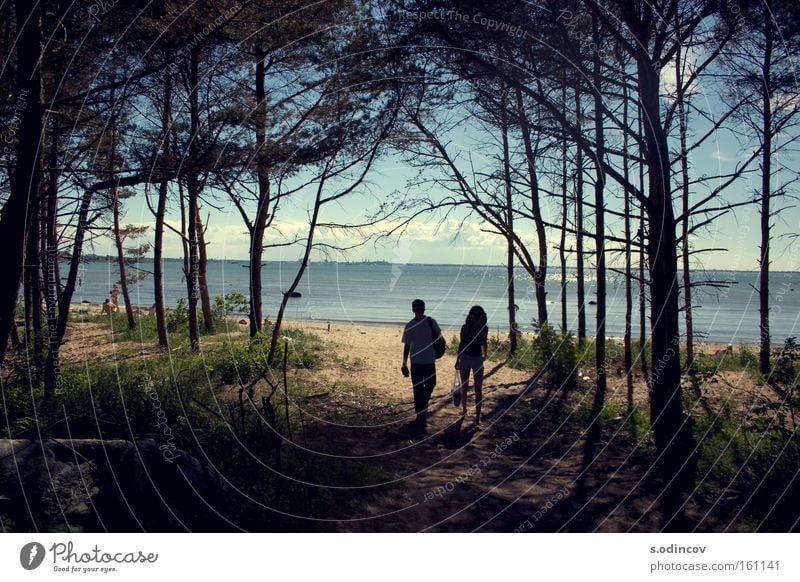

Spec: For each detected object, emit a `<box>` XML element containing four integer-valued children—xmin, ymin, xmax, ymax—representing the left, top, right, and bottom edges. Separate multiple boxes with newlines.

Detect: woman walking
<box><xmin>456</xmin><ymin>305</ymin><xmax>488</xmax><ymax>425</ymax></box>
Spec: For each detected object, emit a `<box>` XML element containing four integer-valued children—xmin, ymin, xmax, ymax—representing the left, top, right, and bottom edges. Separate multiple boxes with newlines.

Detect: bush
<box><xmin>504</xmin><ymin>323</ymin><xmax>577</xmax><ymax>388</ymax></box>
<box><xmin>213</xmin><ymin>290</ymin><xmax>250</xmax><ymax>317</ymax></box>
<box><xmin>532</xmin><ymin>322</ymin><xmax>578</xmax><ymax>388</ymax></box>
<box><xmin>210</xmin><ymin>337</ymin><xmax>269</xmax><ymax>385</ymax></box>
<box><xmin>694</xmin><ymin>404</ymin><xmax>800</xmax><ymax>531</ymax></box>
<box><xmin>167</xmin><ymin>297</ymin><xmax>188</xmax><ymax>331</ymax></box>
<box><xmin>772</xmin><ymin>337</ymin><xmax>800</xmax><ymax>385</ymax></box>
<box><xmin>446</xmin><ymin>334</ymin><xmax>460</xmax><ymax>356</ymax></box>
<box><xmin>738</xmin><ymin>344</ymin><xmax>759</xmax><ymax>370</ymax></box>
<box><xmin>208</xmin><ymin>328</ymin><xmax>323</xmax><ymax>385</ymax></box>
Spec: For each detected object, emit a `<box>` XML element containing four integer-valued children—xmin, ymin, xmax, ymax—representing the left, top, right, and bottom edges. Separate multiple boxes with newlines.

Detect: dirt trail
<box><xmin>290</xmin><ymin>324</ymin><xmax>741</xmax><ymax>532</ymax></box>
<box><xmin>40</xmin><ymin>320</ymin><xmax>754</xmax><ymax>532</ymax></box>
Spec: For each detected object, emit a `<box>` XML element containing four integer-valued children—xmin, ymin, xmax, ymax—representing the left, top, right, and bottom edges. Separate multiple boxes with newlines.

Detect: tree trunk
<box><xmin>268</xmin><ymin>217</ymin><xmax>320</xmax><ymax>366</ymax></box>
<box><xmin>638</xmin><ymin>56</ymin><xmax>693</xmax><ymax>491</ymax></box>
<box><xmin>109</xmin><ymin>111</ymin><xmax>136</xmax><ymax>330</ymax></box>
<box><xmin>178</xmin><ymin>182</ymin><xmax>190</xmax><ymax>286</ymax></box>
<box><xmin>249</xmin><ymin>200</ymin><xmax>270</xmax><ymax>336</ymax></box>
<box><xmin>250</xmin><ymin>45</ymin><xmax>271</xmax><ymax>337</ymax></box>
<box><xmin>112</xmin><ymin>191</ymin><xmax>135</xmax><ymax>329</ymax></box>
<box><xmin>676</xmin><ymin>47</ymin><xmax>694</xmax><ymax>371</ymax></box>
<box><xmin>587</xmin><ymin>19</ymin><xmax>606</xmax><ymax>443</ymax></box>
<box><xmin>560</xmin><ymin>125</ymin><xmax>569</xmax><ymax>333</ymax></box>
<box><xmin>516</xmin><ymin>88</ymin><xmax>548</xmax><ymax>325</ymax></box>
<box><xmin>638</xmin><ymin>112</ymin><xmax>648</xmax><ymax>380</ymax></box>
<box><xmin>574</xmin><ymin>89</ymin><xmax>586</xmax><ymax>342</ymax></box>
<box><xmin>50</xmin><ymin>187</ymin><xmax>95</xmax><ymax>392</ymax></box>
<box><xmin>25</xmin><ymin>201</ymin><xmax>43</xmax><ymax>368</ymax></box>
<box><xmin>154</xmin><ymin>177</ymin><xmax>169</xmax><ymax>347</ymax></box>
<box><xmin>501</xmin><ymin>106</ymin><xmax>517</xmax><ymax>354</ymax></box>
<box><xmin>154</xmin><ymin>71</ymin><xmax>171</xmax><ymax>348</ymax></box>
<box><xmin>0</xmin><ymin>0</ymin><xmax>42</xmax><ymax>365</ymax></box>
<box><xmin>759</xmin><ymin>15</ymin><xmax>774</xmax><ymax>375</ymax></box>
<box><xmin>267</xmin><ymin>174</ymin><xmax>327</xmax><ymax>366</ymax></box>
<box><xmin>623</xmin><ymin>81</ymin><xmax>634</xmax><ymax>412</ymax></box>
<box><xmin>186</xmin><ymin>48</ymin><xmax>201</xmax><ymax>351</ymax></box>
<box><xmin>196</xmin><ymin>212</ymin><xmax>214</xmax><ymax>333</ymax></box>
<box><xmin>43</xmin><ymin>117</ymin><xmax>62</xmax><ymax>400</ymax></box>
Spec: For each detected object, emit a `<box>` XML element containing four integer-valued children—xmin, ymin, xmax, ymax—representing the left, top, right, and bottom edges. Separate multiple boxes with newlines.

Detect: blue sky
<box><xmin>112</xmin><ymin>139</ymin><xmax>800</xmax><ymax>273</ymax></box>
<box><xmin>107</xmin><ymin>52</ymin><xmax>800</xmax><ymax>274</ymax></box>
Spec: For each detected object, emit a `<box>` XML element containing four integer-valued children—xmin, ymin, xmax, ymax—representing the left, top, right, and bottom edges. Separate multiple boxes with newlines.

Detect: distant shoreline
<box><xmin>70</xmin><ymin>302</ymin><xmax>763</xmax><ymax>348</ymax></box>
<box><xmin>69</xmin><ymin>256</ymin><xmax>775</xmax><ymax>274</ymax></box>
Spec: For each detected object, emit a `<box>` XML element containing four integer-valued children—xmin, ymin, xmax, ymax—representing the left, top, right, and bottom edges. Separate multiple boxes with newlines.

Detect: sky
<box><xmin>109</xmin><ymin>101</ymin><xmax>800</xmax><ymax>274</ymax></box>
<box><xmin>104</xmin><ymin>21</ymin><xmax>800</xmax><ymax>275</ymax></box>
<box><xmin>112</xmin><ymin>139</ymin><xmax>800</xmax><ymax>274</ymax></box>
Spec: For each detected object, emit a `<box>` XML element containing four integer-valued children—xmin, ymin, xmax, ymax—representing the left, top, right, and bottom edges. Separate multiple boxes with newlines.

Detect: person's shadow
<box><xmin>440</xmin><ymin>414</ymin><xmax>482</xmax><ymax>448</ymax></box>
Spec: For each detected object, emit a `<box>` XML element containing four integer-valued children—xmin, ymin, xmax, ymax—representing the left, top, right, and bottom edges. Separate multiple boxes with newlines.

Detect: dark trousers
<box><xmin>410</xmin><ymin>363</ymin><xmax>436</xmax><ymax>424</ymax></box>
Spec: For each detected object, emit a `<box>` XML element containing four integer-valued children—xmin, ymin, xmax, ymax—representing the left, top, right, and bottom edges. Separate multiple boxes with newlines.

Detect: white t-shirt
<box><xmin>402</xmin><ymin>316</ymin><xmax>442</xmax><ymax>365</ymax></box>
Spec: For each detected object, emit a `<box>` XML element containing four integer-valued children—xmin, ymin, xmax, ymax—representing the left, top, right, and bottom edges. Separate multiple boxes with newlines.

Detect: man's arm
<box><xmin>402</xmin><ymin>343</ymin><xmax>410</xmax><ymax>376</ymax></box>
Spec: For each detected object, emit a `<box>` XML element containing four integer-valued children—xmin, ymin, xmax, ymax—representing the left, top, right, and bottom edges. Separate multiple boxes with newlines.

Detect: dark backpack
<box><xmin>427</xmin><ymin>317</ymin><xmax>446</xmax><ymax>359</ymax></box>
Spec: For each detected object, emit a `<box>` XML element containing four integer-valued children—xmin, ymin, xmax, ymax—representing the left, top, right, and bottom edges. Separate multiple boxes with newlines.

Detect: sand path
<box><xmin>278</xmin><ymin>322</ymin><xmax>736</xmax><ymax>532</ymax></box>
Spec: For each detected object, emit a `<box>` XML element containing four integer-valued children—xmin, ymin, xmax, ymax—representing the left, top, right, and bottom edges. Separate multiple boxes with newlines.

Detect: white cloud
<box><xmin>710</xmin><ymin>149</ymin><xmax>738</xmax><ymax>162</ymax></box>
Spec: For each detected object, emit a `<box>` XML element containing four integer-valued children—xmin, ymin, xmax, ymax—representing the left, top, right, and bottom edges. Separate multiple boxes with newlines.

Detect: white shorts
<box><xmin>459</xmin><ymin>354</ymin><xmax>484</xmax><ymax>373</ymax></box>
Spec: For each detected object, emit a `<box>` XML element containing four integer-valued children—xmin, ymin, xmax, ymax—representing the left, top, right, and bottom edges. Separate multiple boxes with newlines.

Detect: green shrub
<box><xmin>737</xmin><ymin>344</ymin><xmax>758</xmax><ymax>370</ymax></box>
<box><xmin>532</xmin><ymin>323</ymin><xmax>577</xmax><ymax>388</ymax></box>
<box><xmin>446</xmin><ymin>334</ymin><xmax>460</xmax><ymax>356</ymax></box>
<box><xmin>771</xmin><ymin>337</ymin><xmax>799</xmax><ymax>385</ymax></box>
<box><xmin>573</xmin><ymin>401</ymin><xmax>652</xmax><ymax>440</ymax></box>
<box><xmin>209</xmin><ymin>337</ymin><xmax>268</xmax><ymax>385</ymax></box>
<box><xmin>207</xmin><ymin>328</ymin><xmax>323</xmax><ymax>386</ymax></box>
<box><xmin>167</xmin><ymin>297</ymin><xmax>188</xmax><ymax>331</ymax></box>
<box><xmin>213</xmin><ymin>290</ymin><xmax>250</xmax><ymax>317</ymax></box>
<box><xmin>694</xmin><ymin>403</ymin><xmax>800</xmax><ymax>531</ymax></box>
<box><xmin>505</xmin><ymin>323</ymin><xmax>577</xmax><ymax>388</ymax></box>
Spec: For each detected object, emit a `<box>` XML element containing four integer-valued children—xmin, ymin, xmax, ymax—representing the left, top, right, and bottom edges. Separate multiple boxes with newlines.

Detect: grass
<box><xmin>572</xmin><ymin>400</ymin><xmax>652</xmax><ymax>442</ymax></box>
<box><xmin>78</xmin><ymin>308</ymin><xmax>244</xmax><ymax>346</ymax></box>
<box><xmin>486</xmin><ymin>329</ymin><xmax>762</xmax><ymax>389</ymax></box>
<box><xmin>693</xmin><ymin>400</ymin><xmax>800</xmax><ymax>532</ymax></box>
<box><xmin>689</xmin><ymin>343</ymin><xmax>760</xmax><ymax>376</ymax></box>
<box><xmin>7</xmin><ymin>311</ymin><xmax>798</xmax><ymax>531</ymax></box>
<box><xmin>0</xmin><ymin>314</ymin><xmax>390</xmax><ymax>531</ymax></box>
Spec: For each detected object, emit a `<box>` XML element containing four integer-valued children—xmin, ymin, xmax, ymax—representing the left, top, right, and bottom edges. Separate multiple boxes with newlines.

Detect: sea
<box><xmin>71</xmin><ymin>259</ymin><xmax>800</xmax><ymax>345</ymax></box>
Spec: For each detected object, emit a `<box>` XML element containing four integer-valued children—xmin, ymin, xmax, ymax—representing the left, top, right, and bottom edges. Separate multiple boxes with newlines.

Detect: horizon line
<box><xmin>74</xmin><ymin>255</ymin><xmax>779</xmax><ymax>273</ymax></box>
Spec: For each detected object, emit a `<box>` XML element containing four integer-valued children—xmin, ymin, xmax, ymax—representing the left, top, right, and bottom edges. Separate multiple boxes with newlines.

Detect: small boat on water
<box><xmin>288</xmin><ymin>291</ymin><xmax>302</xmax><ymax>298</ymax></box>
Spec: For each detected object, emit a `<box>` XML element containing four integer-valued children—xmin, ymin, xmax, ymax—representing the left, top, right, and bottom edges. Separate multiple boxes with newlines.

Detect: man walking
<box><xmin>401</xmin><ymin>299</ymin><xmax>442</xmax><ymax>433</ymax></box>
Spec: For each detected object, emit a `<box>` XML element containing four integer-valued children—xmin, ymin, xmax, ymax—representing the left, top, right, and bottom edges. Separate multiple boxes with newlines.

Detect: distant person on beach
<box><xmin>110</xmin><ymin>283</ymin><xmax>120</xmax><ymax>308</ymax></box>
<box><xmin>101</xmin><ymin>299</ymin><xmax>118</xmax><ymax>315</ymax></box>
<box><xmin>401</xmin><ymin>299</ymin><xmax>442</xmax><ymax>433</ymax></box>
<box><xmin>456</xmin><ymin>305</ymin><xmax>488</xmax><ymax>426</ymax></box>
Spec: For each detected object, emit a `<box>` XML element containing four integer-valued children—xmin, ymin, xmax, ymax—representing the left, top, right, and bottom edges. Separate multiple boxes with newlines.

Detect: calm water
<box><xmin>72</xmin><ymin>259</ymin><xmax>800</xmax><ymax>344</ymax></box>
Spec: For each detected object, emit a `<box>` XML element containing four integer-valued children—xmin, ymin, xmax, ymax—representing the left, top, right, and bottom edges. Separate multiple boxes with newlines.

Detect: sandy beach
<box><xmin>62</xmin><ymin>303</ymin><xmax>756</xmax><ymax>413</ymax></box>
<box><xmin>275</xmin><ymin>319</ymin><xmax>537</xmax><ymax>418</ymax></box>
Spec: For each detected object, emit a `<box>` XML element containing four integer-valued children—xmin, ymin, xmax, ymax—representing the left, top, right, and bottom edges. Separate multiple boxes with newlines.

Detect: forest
<box><xmin>0</xmin><ymin>0</ymin><xmax>799</xmax><ymax>533</ymax></box>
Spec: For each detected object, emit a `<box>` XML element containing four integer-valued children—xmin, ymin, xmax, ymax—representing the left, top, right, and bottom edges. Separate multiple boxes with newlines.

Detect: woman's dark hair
<box><xmin>464</xmin><ymin>305</ymin><xmax>487</xmax><ymax>329</ymax></box>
